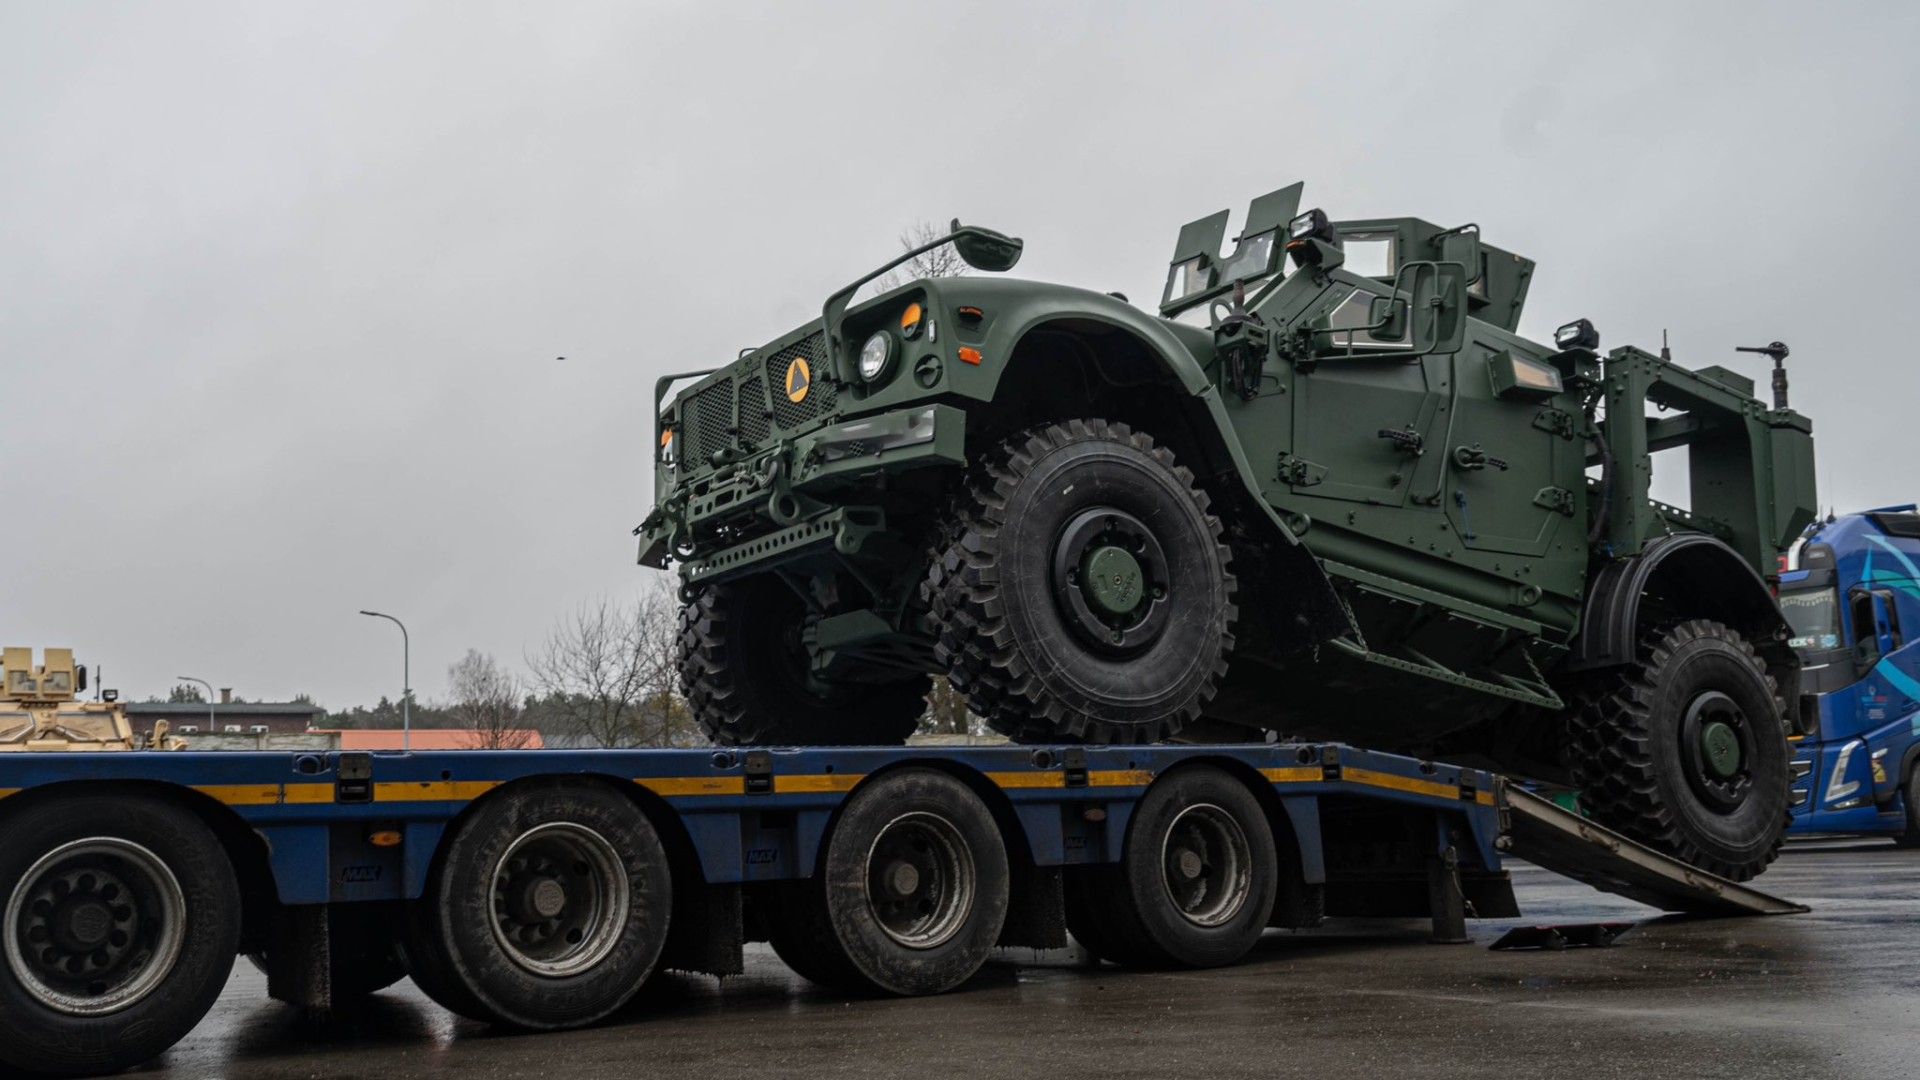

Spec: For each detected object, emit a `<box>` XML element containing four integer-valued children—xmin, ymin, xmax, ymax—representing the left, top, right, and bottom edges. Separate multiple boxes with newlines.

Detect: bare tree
<box><xmin>528</xmin><ymin>577</ymin><xmax>698</xmax><ymax>748</ymax></box>
<box><xmin>916</xmin><ymin>674</ymin><xmax>979</xmax><ymax>737</ymax></box>
<box><xmin>446</xmin><ymin>649</ymin><xmax>533</xmax><ymax>750</ymax></box>
<box><xmin>863</xmin><ymin>219</ymin><xmax>970</xmax><ymax>298</ymax></box>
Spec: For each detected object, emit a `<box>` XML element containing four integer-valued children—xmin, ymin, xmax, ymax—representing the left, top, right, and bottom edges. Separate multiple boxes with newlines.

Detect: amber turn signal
<box><xmin>958</xmin><ymin>347</ymin><xmax>983</xmax><ymax>365</ymax></box>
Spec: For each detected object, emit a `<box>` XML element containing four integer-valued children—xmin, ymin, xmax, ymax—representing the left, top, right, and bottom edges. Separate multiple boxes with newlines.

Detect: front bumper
<box><xmin>638</xmin><ymin>403</ymin><xmax>965</xmax><ymax>570</ymax></box>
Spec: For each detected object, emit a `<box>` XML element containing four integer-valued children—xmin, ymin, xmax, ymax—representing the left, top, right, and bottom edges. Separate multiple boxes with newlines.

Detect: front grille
<box><xmin>765</xmin><ymin>332</ymin><xmax>836</xmax><ymax>430</ymax></box>
<box><xmin>738</xmin><ymin>376</ymin><xmax>770</xmax><ymax>448</ymax></box>
<box><xmin>686</xmin><ymin>379</ymin><xmax>735</xmax><ymax>464</ymax></box>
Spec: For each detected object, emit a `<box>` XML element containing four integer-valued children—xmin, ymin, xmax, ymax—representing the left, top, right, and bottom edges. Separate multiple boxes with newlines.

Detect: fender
<box><xmin>948</xmin><ymin>276</ymin><xmax>1302</xmax><ymax>548</ymax></box>
<box><xmin>1566</xmin><ymin>533</ymin><xmax>1791</xmax><ymax>671</ymax></box>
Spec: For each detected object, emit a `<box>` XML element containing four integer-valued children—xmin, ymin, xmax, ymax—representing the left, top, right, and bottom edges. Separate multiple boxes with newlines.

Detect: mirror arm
<box><xmin>820</xmin><ymin>226</ymin><xmax>977</xmax><ymax>382</ymax></box>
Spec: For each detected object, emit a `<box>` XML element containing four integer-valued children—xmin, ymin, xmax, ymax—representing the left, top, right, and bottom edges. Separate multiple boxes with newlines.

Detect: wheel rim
<box><xmin>1679</xmin><ymin>690</ymin><xmax>1755</xmax><ymax>812</ymax></box>
<box><xmin>488</xmin><ymin>822</ymin><xmax>630</xmax><ymax>977</ymax></box>
<box><xmin>1158</xmin><ymin>804</ymin><xmax>1253</xmax><ymax>928</ymax></box>
<box><xmin>4</xmin><ymin>837</ymin><xmax>187</xmax><ymax>1016</ymax></box>
<box><xmin>862</xmin><ymin>812</ymin><xmax>975</xmax><ymax>949</ymax></box>
<box><xmin>1050</xmin><ymin>507</ymin><xmax>1172</xmax><ymax>655</ymax></box>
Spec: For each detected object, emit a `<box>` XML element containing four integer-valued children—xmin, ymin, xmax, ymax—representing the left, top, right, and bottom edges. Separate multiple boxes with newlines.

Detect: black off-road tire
<box><xmin>1570</xmin><ymin>620</ymin><xmax>1791</xmax><ymax>881</ymax></box>
<box><xmin>0</xmin><ymin>794</ymin><xmax>241</xmax><ymax>1078</ymax></box>
<box><xmin>680</xmin><ymin>575</ymin><xmax>930</xmax><ymax>746</ymax></box>
<box><xmin>1896</xmin><ymin>766</ymin><xmax>1920</xmax><ymax>849</ymax></box>
<box><xmin>403</xmin><ymin>783</ymin><xmax>671</xmax><ymax>1029</ymax></box>
<box><xmin>766</xmin><ymin>769</ymin><xmax>1008</xmax><ymax>996</ymax></box>
<box><xmin>926</xmin><ymin>419</ymin><xmax>1236</xmax><ymax>744</ymax></box>
<box><xmin>1076</xmin><ymin>767</ymin><xmax>1277</xmax><ymax>968</ymax></box>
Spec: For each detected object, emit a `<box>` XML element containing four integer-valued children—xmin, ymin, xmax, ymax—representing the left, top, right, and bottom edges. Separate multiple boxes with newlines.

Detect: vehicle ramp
<box><xmin>1499</xmin><ymin>783</ymin><xmax>1808</xmax><ymax>917</ymax></box>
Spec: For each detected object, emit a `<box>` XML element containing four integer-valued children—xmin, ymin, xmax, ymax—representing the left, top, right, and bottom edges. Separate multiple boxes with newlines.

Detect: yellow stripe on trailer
<box><xmin>985</xmin><ymin>771</ymin><xmax>1066</xmax><ymax>789</ymax></box>
<box><xmin>0</xmin><ymin>788</ymin><xmax>18</xmax><ymax>800</ymax></box>
<box><xmin>773</xmin><ymin>773</ymin><xmax>863</xmax><ymax>794</ymax></box>
<box><xmin>637</xmin><ymin>776</ymin><xmax>747</xmax><ymax>797</ymax></box>
<box><xmin>1087</xmin><ymin>769</ymin><xmax>1154</xmax><ymax>788</ymax></box>
<box><xmin>373</xmin><ymin>780</ymin><xmax>501</xmax><ymax>803</ymax></box>
<box><xmin>283</xmin><ymin>783</ymin><xmax>335</xmax><ymax>804</ymax></box>
<box><xmin>193</xmin><ymin>784</ymin><xmax>286</xmax><ymax>806</ymax></box>
<box><xmin>1343</xmin><ymin>767</ymin><xmax>1461</xmax><ymax>802</ymax></box>
<box><xmin>1260</xmin><ymin>766</ymin><xmax>1322</xmax><ymax>784</ymax></box>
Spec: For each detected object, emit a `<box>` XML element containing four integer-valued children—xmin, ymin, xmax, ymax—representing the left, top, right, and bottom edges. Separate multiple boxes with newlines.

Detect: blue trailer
<box><xmin>0</xmin><ymin>740</ymin><xmax>1800</xmax><ymax>1077</ymax></box>
<box><xmin>1779</xmin><ymin>505</ymin><xmax>1920</xmax><ymax>840</ymax></box>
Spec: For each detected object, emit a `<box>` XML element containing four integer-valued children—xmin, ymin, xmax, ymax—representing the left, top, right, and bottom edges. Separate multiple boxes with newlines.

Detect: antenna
<box><xmin>1660</xmin><ymin>329</ymin><xmax>1671</xmax><ymax>363</ymax></box>
<box><xmin>1734</xmin><ymin>340</ymin><xmax>1791</xmax><ymax>410</ymax></box>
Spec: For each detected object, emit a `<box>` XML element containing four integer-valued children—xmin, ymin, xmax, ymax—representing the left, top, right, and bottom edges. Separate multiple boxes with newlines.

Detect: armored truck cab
<box><xmin>641</xmin><ymin>185</ymin><xmax>1817</xmax><ymax>880</ymax></box>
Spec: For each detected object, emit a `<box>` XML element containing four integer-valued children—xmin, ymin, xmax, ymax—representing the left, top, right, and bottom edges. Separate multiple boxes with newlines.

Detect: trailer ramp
<box><xmin>1499</xmin><ymin>783</ymin><xmax>1807</xmax><ymax>917</ymax></box>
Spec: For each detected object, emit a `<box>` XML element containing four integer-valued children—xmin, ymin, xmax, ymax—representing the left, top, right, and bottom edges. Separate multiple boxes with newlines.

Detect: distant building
<box><xmin>127</xmin><ymin>694</ymin><xmax>324</xmax><ymax>737</ymax></box>
<box><xmin>315</xmin><ymin>729</ymin><xmax>545</xmax><ymax>751</ymax></box>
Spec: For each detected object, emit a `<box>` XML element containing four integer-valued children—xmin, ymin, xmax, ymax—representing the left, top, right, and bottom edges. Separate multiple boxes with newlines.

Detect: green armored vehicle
<box><xmin>640</xmin><ymin>182</ymin><xmax>1816</xmax><ymax>880</ymax></box>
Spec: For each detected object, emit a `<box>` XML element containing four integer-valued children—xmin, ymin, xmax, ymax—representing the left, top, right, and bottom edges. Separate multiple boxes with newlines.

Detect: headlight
<box><xmin>859</xmin><ymin>331</ymin><xmax>895</xmax><ymax>382</ymax></box>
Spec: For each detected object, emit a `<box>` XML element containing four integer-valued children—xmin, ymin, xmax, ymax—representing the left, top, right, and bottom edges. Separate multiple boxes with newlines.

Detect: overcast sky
<box><xmin>3</xmin><ymin>1</ymin><xmax>1916</xmax><ymax>708</ymax></box>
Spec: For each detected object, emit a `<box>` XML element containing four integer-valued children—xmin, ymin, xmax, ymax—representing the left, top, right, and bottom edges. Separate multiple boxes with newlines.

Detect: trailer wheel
<box><xmin>0</xmin><ymin>794</ymin><xmax>240</xmax><ymax>1078</ymax></box>
<box><xmin>1896</xmin><ymin>766</ymin><xmax>1920</xmax><ymax>849</ymax></box>
<box><xmin>404</xmin><ymin>783</ymin><xmax>670</xmax><ymax>1029</ymax></box>
<box><xmin>767</xmin><ymin>769</ymin><xmax>1008</xmax><ymax>995</ymax></box>
<box><xmin>926</xmin><ymin>419</ymin><xmax>1236</xmax><ymax>744</ymax></box>
<box><xmin>1092</xmin><ymin>767</ymin><xmax>1277</xmax><ymax>968</ymax></box>
<box><xmin>680</xmin><ymin>575</ymin><xmax>930</xmax><ymax>746</ymax></box>
<box><xmin>1571</xmin><ymin>619</ymin><xmax>1790</xmax><ymax>881</ymax></box>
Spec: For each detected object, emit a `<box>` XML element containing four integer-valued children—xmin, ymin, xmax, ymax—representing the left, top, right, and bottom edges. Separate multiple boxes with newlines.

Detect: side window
<box><xmin>1849</xmin><ymin>588</ymin><xmax>1878</xmax><ymax>652</ymax></box>
<box><xmin>1875</xmin><ymin>589</ymin><xmax>1904</xmax><ymax>649</ymax></box>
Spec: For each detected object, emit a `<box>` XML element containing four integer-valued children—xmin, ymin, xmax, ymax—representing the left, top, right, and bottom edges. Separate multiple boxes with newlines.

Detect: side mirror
<box><xmin>951</xmin><ymin>220</ymin><xmax>1023</xmax><ymax>273</ymax></box>
<box><xmin>1393</xmin><ymin>260</ymin><xmax>1468</xmax><ymax>355</ymax></box>
<box><xmin>1366</xmin><ymin>295</ymin><xmax>1407</xmax><ymax>342</ymax></box>
<box><xmin>1436</xmin><ymin>224</ymin><xmax>1482</xmax><ymax>290</ymax></box>
<box><xmin>76</xmin><ymin>665</ymin><xmax>88</xmax><ymax>692</ymax></box>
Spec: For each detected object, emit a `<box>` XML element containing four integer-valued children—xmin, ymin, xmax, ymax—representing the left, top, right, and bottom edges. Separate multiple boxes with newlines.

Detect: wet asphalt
<box><xmin>137</xmin><ymin>841</ymin><xmax>1919</xmax><ymax>1080</ymax></box>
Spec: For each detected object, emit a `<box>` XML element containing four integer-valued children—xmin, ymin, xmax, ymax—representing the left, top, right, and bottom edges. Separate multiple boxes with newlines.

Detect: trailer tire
<box><xmin>404</xmin><ymin>783</ymin><xmax>670</xmax><ymax>1029</ymax></box>
<box><xmin>680</xmin><ymin>576</ymin><xmax>930</xmax><ymax>746</ymax></box>
<box><xmin>0</xmin><ymin>794</ymin><xmax>240</xmax><ymax>1078</ymax></box>
<box><xmin>1063</xmin><ymin>866</ymin><xmax>1157</xmax><ymax>967</ymax></box>
<box><xmin>767</xmin><ymin>769</ymin><xmax>1008</xmax><ymax>995</ymax></box>
<box><xmin>1571</xmin><ymin>620</ymin><xmax>1789</xmax><ymax>881</ymax></box>
<box><xmin>1095</xmin><ymin>766</ymin><xmax>1277</xmax><ymax>968</ymax></box>
<box><xmin>1897</xmin><ymin>766</ymin><xmax>1920</xmax><ymax>849</ymax></box>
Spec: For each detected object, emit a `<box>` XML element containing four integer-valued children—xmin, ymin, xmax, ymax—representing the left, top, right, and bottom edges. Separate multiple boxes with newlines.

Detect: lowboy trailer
<box><xmin>0</xmin><ymin>741</ymin><xmax>1801</xmax><ymax>1076</ymax></box>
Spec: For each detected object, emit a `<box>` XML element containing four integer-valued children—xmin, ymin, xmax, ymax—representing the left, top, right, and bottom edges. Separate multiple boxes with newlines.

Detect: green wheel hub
<box><xmin>1699</xmin><ymin>720</ymin><xmax>1742</xmax><ymax>779</ymax></box>
<box><xmin>1050</xmin><ymin>507</ymin><xmax>1171</xmax><ymax>656</ymax></box>
<box><xmin>1082</xmin><ymin>546</ymin><xmax>1145</xmax><ymax>617</ymax></box>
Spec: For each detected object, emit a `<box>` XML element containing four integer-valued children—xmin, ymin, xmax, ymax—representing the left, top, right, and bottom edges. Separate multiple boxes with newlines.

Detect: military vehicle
<box><xmin>640</xmin><ymin>182</ymin><xmax>1817</xmax><ymax>879</ymax></box>
<box><xmin>0</xmin><ymin>647</ymin><xmax>156</xmax><ymax>751</ymax></box>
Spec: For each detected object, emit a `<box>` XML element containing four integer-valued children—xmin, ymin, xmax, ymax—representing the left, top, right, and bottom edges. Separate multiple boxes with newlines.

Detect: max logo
<box><xmin>745</xmin><ymin>848</ymin><xmax>779</xmax><ymax>865</ymax></box>
<box><xmin>340</xmin><ymin>865</ymin><xmax>383</xmax><ymax>884</ymax></box>
<box><xmin>784</xmin><ymin>357</ymin><xmax>811</xmax><ymax>404</ymax></box>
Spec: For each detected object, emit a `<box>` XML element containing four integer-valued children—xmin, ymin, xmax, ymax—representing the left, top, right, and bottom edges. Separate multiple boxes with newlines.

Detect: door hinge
<box><xmin>1532</xmin><ymin>407</ymin><xmax>1577</xmax><ymax>439</ymax></box>
<box><xmin>1277</xmin><ymin>453</ymin><xmax>1329</xmax><ymax>488</ymax></box>
<box><xmin>1533</xmin><ymin>486</ymin><xmax>1577</xmax><ymax>517</ymax></box>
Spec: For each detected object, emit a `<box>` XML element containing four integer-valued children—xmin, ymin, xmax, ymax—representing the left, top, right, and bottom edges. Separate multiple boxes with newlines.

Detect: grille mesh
<box><xmin>765</xmin><ymin>332</ymin><xmax>835</xmax><ymax>430</ymax></box>
<box><xmin>737</xmin><ymin>376</ymin><xmax>770</xmax><ymax>449</ymax></box>
<box><xmin>687</xmin><ymin>380</ymin><xmax>735</xmax><ymax>464</ymax></box>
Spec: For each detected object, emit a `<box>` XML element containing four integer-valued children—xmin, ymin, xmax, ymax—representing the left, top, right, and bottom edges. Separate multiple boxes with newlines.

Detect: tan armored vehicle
<box><xmin>0</xmin><ymin>646</ymin><xmax>178</xmax><ymax>751</ymax></box>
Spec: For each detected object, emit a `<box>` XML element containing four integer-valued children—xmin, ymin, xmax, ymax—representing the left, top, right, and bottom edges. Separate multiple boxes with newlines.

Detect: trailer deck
<box><xmin>0</xmin><ymin>741</ymin><xmax>1799</xmax><ymax>1077</ymax></box>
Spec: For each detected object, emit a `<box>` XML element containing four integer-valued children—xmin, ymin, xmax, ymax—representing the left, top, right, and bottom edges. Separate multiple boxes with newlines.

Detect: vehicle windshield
<box><xmin>1779</xmin><ymin>585</ymin><xmax>1842</xmax><ymax>653</ymax></box>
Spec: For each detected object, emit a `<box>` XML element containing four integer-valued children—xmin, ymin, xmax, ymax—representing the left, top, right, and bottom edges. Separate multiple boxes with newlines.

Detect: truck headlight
<box><xmin>859</xmin><ymin>331</ymin><xmax>895</xmax><ymax>382</ymax></box>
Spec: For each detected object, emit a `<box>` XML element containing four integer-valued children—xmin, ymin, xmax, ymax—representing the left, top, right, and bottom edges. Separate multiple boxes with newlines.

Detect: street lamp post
<box><xmin>358</xmin><ymin>610</ymin><xmax>411</xmax><ymax>751</ymax></box>
<box><xmin>175</xmin><ymin>675</ymin><xmax>216</xmax><ymax>733</ymax></box>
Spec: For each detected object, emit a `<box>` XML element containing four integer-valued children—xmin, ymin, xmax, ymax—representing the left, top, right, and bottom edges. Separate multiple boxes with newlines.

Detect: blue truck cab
<box><xmin>1778</xmin><ymin>505</ymin><xmax>1920</xmax><ymax>841</ymax></box>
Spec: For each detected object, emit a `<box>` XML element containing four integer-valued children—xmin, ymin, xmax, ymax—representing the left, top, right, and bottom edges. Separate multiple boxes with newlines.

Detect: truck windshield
<box><xmin>1779</xmin><ymin>586</ymin><xmax>1842</xmax><ymax>653</ymax></box>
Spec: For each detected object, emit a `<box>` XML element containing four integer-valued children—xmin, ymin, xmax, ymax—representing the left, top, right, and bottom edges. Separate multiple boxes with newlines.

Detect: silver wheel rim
<box><xmin>5</xmin><ymin>837</ymin><xmax>187</xmax><ymax>1015</ymax></box>
<box><xmin>863</xmin><ymin>812</ymin><xmax>975</xmax><ymax>949</ymax></box>
<box><xmin>1158</xmin><ymin>803</ymin><xmax>1253</xmax><ymax>928</ymax></box>
<box><xmin>488</xmin><ymin>822</ymin><xmax>630</xmax><ymax>977</ymax></box>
